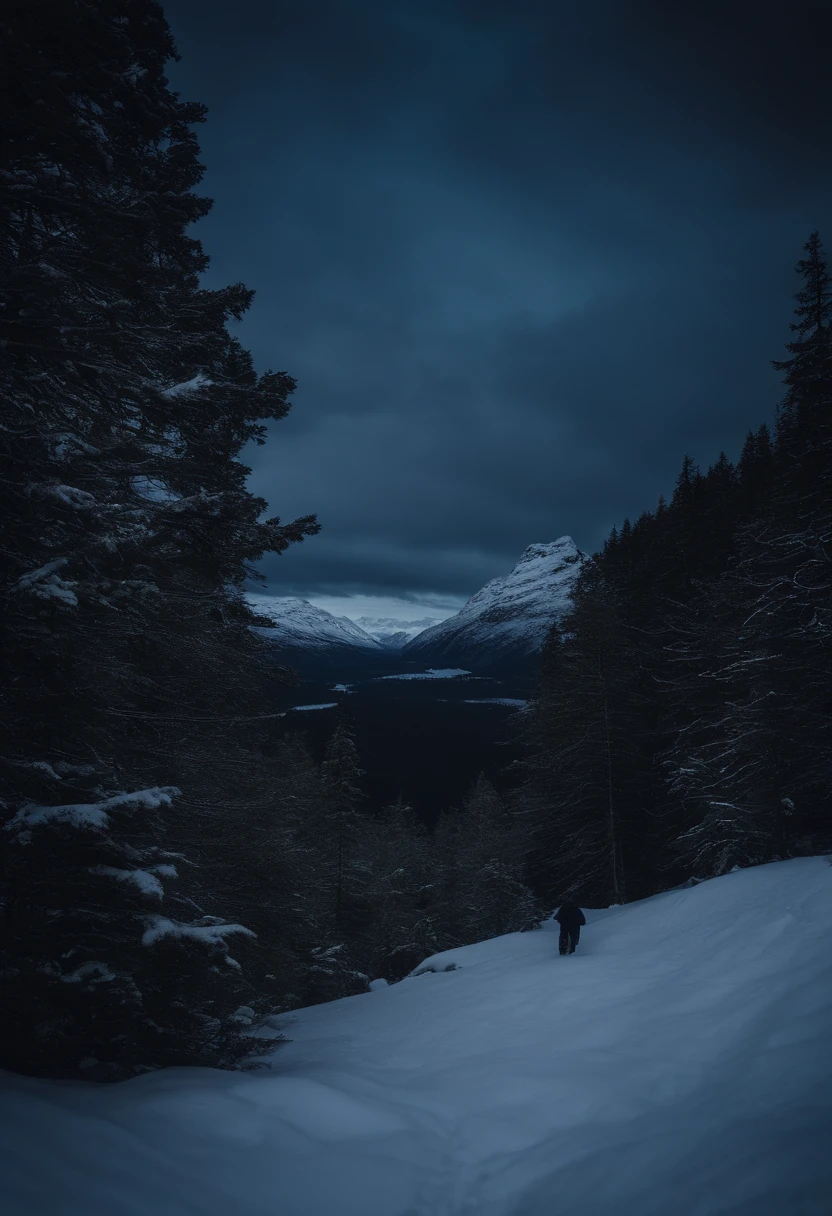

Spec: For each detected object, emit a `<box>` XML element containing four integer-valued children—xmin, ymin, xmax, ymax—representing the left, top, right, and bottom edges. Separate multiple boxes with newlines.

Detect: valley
<box><xmin>250</xmin><ymin>539</ymin><xmax>587</xmax><ymax>818</ymax></box>
<box><xmin>266</xmin><ymin>663</ymin><xmax>534</xmax><ymax>822</ymax></box>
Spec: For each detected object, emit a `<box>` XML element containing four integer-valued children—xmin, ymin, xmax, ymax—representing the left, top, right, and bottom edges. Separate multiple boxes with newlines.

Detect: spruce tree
<box><xmin>353</xmin><ymin>798</ymin><xmax>441</xmax><ymax>980</ymax></box>
<box><xmin>724</xmin><ymin>232</ymin><xmax>832</xmax><ymax>850</ymax></box>
<box><xmin>286</xmin><ymin>719</ymin><xmax>369</xmax><ymax>1002</ymax></box>
<box><xmin>520</xmin><ymin>567</ymin><xmax>642</xmax><ymax>906</ymax></box>
<box><xmin>321</xmin><ymin>719</ymin><xmax>364</xmax><ymax>927</ymax></box>
<box><xmin>737</xmin><ymin>425</ymin><xmax>775</xmax><ymax>516</ymax></box>
<box><xmin>661</xmin><ymin>556</ymin><xmax>795</xmax><ymax>877</ymax></box>
<box><xmin>521</xmin><ymin>234</ymin><xmax>832</xmax><ymax>897</ymax></box>
<box><xmin>455</xmin><ymin>775</ymin><xmax>539</xmax><ymax>942</ymax></box>
<box><xmin>659</xmin><ymin>234</ymin><xmax>832</xmax><ymax>873</ymax></box>
<box><xmin>430</xmin><ymin>807</ymin><xmax>468</xmax><ymax>948</ymax></box>
<box><xmin>0</xmin><ymin>0</ymin><xmax>317</xmax><ymax>1077</ymax></box>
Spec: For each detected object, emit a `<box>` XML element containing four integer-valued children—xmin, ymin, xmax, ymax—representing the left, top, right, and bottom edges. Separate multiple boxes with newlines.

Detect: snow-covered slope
<box><xmin>404</xmin><ymin>537</ymin><xmax>587</xmax><ymax>670</ymax></box>
<box><xmin>4</xmin><ymin>857</ymin><xmax>831</xmax><ymax>1216</ymax></box>
<box><xmin>369</xmin><ymin>628</ymin><xmax>412</xmax><ymax>650</ymax></box>
<box><xmin>246</xmin><ymin>594</ymin><xmax>382</xmax><ymax>652</ymax></box>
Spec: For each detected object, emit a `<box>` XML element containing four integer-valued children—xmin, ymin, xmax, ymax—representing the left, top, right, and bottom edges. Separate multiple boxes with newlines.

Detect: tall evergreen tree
<box><xmin>438</xmin><ymin>776</ymin><xmax>538</xmax><ymax>946</ymax></box>
<box><xmin>725</xmin><ymin>232</ymin><xmax>832</xmax><ymax>847</ymax></box>
<box><xmin>521</xmin><ymin>565</ymin><xmax>648</xmax><ymax>906</ymax></box>
<box><xmin>519</xmin><ymin>231</ymin><xmax>832</xmax><ymax>902</ymax></box>
<box><xmin>352</xmin><ymin>798</ymin><xmax>441</xmax><ymax>981</ymax></box>
<box><xmin>737</xmin><ymin>425</ymin><xmax>775</xmax><ymax>516</ymax></box>
<box><xmin>661</xmin><ymin>555</ymin><xmax>796</xmax><ymax>877</ymax></box>
<box><xmin>321</xmin><ymin>719</ymin><xmax>364</xmax><ymax>929</ymax></box>
<box><xmin>0</xmin><ymin>0</ymin><xmax>317</xmax><ymax>1077</ymax></box>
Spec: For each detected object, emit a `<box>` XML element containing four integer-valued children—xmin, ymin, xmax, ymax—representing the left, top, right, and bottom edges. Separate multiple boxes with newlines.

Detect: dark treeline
<box><xmin>517</xmin><ymin>232</ymin><xmax>832</xmax><ymax>907</ymax></box>
<box><xmin>0</xmin><ymin>0</ymin><xmax>324</xmax><ymax>1078</ymax></box>
<box><xmin>232</xmin><ymin>728</ymin><xmax>537</xmax><ymax>1008</ymax></box>
<box><xmin>0</xmin><ymin>0</ymin><xmax>536</xmax><ymax>1080</ymax></box>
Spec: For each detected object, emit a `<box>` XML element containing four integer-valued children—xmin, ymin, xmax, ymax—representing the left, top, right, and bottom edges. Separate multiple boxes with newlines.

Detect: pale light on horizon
<box><xmin>247</xmin><ymin>590</ymin><xmax>466</xmax><ymax>628</ymax></box>
<box><xmin>305</xmin><ymin>591</ymin><xmax>465</xmax><ymax>626</ymax></box>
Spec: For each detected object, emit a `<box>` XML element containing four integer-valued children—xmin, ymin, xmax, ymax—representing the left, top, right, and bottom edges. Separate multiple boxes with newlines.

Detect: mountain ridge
<box><xmin>403</xmin><ymin>536</ymin><xmax>587</xmax><ymax>670</ymax></box>
<box><xmin>247</xmin><ymin>537</ymin><xmax>588</xmax><ymax>674</ymax></box>
<box><xmin>246</xmin><ymin>595</ymin><xmax>382</xmax><ymax>652</ymax></box>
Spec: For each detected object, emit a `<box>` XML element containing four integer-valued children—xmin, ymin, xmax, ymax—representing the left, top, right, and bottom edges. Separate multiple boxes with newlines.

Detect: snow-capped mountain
<box><xmin>353</xmin><ymin>615</ymin><xmax>447</xmax><ymax>647</ymax></box>
<box><xmin>246</xmin><ymin>539</ymin><xmax>586</xmax><ymax>675</ymax></box>
<box><xmin>403</xmin><ymin>537</ymin><xmax>587</xmax><ymax>671</ymax></box>
<box><xmin>246</xmin><ymin>595</ymin><xmax>383</xmax><ymax>652</ymax></box>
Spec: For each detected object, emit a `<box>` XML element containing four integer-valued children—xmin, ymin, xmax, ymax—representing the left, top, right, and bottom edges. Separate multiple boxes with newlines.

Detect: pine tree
<box><xmin>661</xmin><ymin>233</ymin><xmax>832</xmax><ymax>873</ymax></box>
<box><xmin>520</xmin><ymin>567</ymin><xmax>643</xmax><ymax>907</ymax></box>
<box><xmin>277</xmin><ymin>719</ymin><xmax>370</xmax><ymax>1003</ymax></box>
<box><xmin>520</xmin><ymin>234</ymin><xmax>832</xmax><ymax>899</ymax></box>
<box><xmin>728</xmin><ymin>232</ymin><xmax>832</xmax><ymax>849</ymax></box>
<box><xmin>737</xmin><ymin>425</ymin><xmax>775</xmax><ymax>516</ymax></box>
<box><xmin>661</xmin><ymin>556</ymin><xmax>795</xmax><ymax>877</ymax></box>
<box><xmin>451</xmin><ymin>775</ymin><xmax>539</xmax><ymax>943</ymax></box>
<box><xmin>770</xmin><ymin>232</ymin><xmax>832</xmax><ymax>565</ymax></box>
<box><xmin>0</xmin><ymin>0</ymin><xmax>318</xmax><ymax>1077</ymax></box>
<box><xmin>185</xmin><ymin>733</ymin><xmax>320</xmax><ymax>1017</ymax></box>
<box><xmin>321</xmin><ymin>719</ymin><xmax>364</xmax><ymax>927</ymax></box>
<box><xmin>429</xmin><ymin>807</ymin><xmax>467</xmax><ymax>947</ymax></box>
<box><xmin>352</xmin><ymin>798</ymin><xmax>441</xmax><ymax>980</ymax></box>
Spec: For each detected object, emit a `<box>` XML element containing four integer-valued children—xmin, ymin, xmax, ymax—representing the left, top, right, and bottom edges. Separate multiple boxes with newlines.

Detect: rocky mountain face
<box><xmin>402</xmin><ymin>538</ymin><xmax>587</xmax><ymax>672</ymax></box>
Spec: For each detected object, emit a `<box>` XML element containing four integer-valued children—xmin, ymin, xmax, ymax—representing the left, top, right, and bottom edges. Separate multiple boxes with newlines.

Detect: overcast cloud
<box><xmin>164</xmin><ymin>0</ymin><xmax>832</xmax><ymax>600</ymax></box>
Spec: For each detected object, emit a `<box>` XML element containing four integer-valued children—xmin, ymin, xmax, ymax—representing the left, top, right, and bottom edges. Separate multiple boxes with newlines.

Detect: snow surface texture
<box><xmin>2</xmin><ymin>858</ymin><xmax>831</xmax><ymax>1216</ymax></box>
<box><xmin>246</xmin><ymin>595</ymin><xmax>383</xmax><ymax>651</ymax></box>
<box><xmin>404</xmin><ymin>538</ymin><xmax>588</xmax><ymax>668</ymax></box>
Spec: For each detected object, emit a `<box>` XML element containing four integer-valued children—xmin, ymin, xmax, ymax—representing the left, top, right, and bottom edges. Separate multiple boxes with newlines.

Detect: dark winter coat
<box><xmin>554</xmin><ymin>903</ymin><xmax>586</xmax><ymax>931</ymax></box>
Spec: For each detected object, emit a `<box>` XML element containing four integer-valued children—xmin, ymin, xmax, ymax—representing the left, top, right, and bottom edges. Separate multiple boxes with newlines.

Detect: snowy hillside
<box><xmin>3</xmin><ymin>857</ymin><xmax>831</xmax><ymax>1216</ymax></box>
<box><xmin>372</xmin><ymin>629</ymin><xmax>412</xmax><ymax>649</ymax></box>
<box><xmin>404</xmin><ymin>537</ymin><xmax>588</xmax><ymax>669</ymax></box>
<box><xmin>246</xmin><ymin>594</ymin><xmax>382</xmax><ymax>652</ymax></box>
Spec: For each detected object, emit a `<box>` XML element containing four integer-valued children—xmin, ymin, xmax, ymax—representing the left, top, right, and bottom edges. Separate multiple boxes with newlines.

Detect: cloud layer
<box><xmin>165</xmin><ymin>0</ymin><xmax>832</xmax><ymax>596</ymax></box>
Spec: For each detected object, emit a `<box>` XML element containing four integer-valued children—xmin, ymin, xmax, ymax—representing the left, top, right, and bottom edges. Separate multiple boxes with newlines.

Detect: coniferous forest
<box><xmin>519</xmin><ymin>232</ymin><xmax>832</xmax><ymax>907</ymax></box>
<box><xmin>0</xmin><ymin>0</ymin><xmax>536</xmax><ymax>1079</ymax></box>
<box><xmin>2</xmin><ymin>0</ymin><xmax>831</xmax><ymax>1089</ymax></box>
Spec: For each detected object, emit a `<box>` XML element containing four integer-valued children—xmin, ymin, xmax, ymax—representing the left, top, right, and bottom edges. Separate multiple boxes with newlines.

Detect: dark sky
<box><xmin>164</xmin><ymin>0</ymin><xmax>832</xmax><ymax>601</ymax></box>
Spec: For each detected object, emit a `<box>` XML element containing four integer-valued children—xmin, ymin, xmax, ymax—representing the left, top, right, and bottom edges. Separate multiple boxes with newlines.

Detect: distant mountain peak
<box><xmin>517</xmin><ymin>537</ymin><xmax>579</xmax><ymax>562</ymax></box>
<box><xmin>403</xmin><ymin>539</ymin><xmax>588</xmax><ymax>671</ymax></box>
<box><xmin>353</xmin><ymin>614</ymin><xmax>446</xmax><ymax>646</ymax></box>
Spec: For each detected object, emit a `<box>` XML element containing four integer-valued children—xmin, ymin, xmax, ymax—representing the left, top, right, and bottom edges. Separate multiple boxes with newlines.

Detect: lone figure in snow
<box><xmin>555</xmin><ymin>903</ymin><xmax>586</xmax><ymax>955</ymax></box>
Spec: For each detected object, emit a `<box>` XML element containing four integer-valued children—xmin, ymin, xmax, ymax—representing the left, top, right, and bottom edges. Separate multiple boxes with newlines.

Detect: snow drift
<box><xmin>2</xmin><ymin>857</ymin><xmax>831</xmax><ymax>1215</ymax></box>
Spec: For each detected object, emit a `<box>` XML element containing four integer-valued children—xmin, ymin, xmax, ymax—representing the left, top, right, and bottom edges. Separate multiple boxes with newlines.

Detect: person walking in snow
<box><xmin>555</xmin><ymin>902</ymin><xmax>586</xmax><ymax>955</ymax></box>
